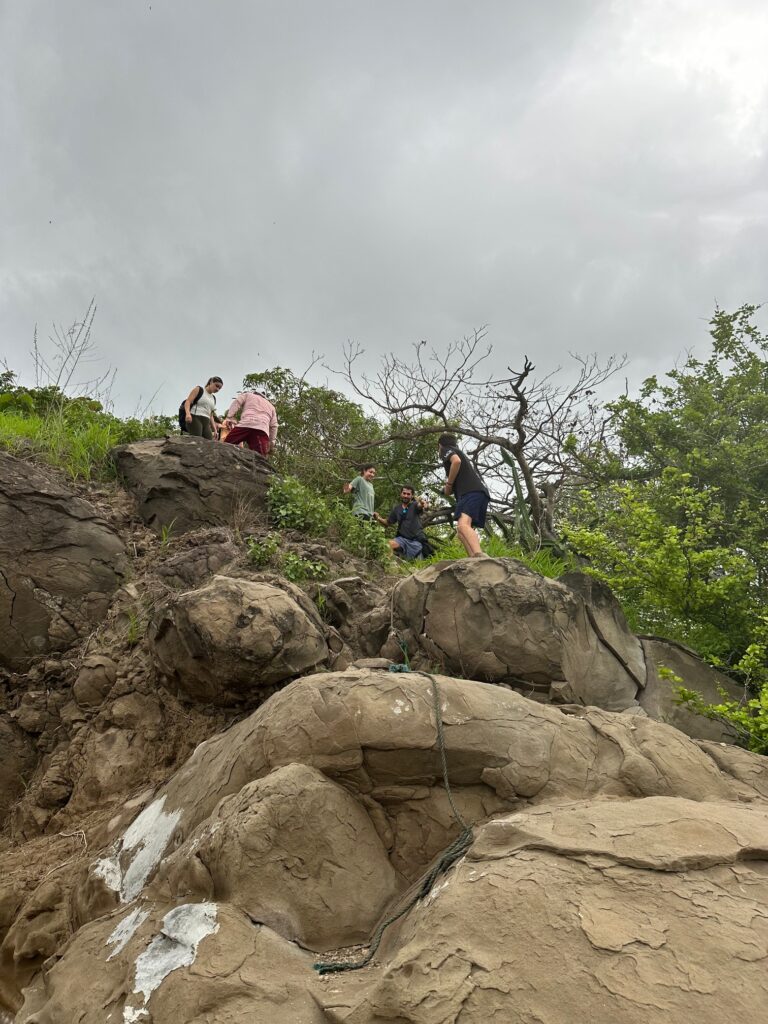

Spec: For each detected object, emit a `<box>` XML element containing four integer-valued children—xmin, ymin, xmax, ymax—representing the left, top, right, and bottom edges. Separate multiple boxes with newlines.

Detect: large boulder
<box><xmin>111</xmin><ymin>435</ymin><xmax>271</xmax><ymax>535</ymax></box>
<box><xmin>344</xmin><ymin>798</ymin><xmax>768</xmax><ymax>1023</ymax></box>
<box><xmin>15</xmin><ymin>902</ymin><xmax>326</xmax><ymax>1024</ymax></box>
<box><xmin>19</xmin><ymin>801</ymin><xmax>768</xmax><ymax>1023</ymax></box>
<box><xmin>153</xmin><ymin>763</ymin><xmax>399</xmax><ymax>950</ymax></box>
<box><xmin>639</xmin><ymin>637</ymin><xmax>743</xmax><ymax>743</ymax></box>
<box><xmin>0</xmin><ymin>453</ymin><xmax>128</xmax><ymax>669</ymax></box>
<box><xmin>9</xmin><ymin>669</ymin><xmax>768</xmax><ymax>1021</ymax></box>
<box><xmin>17</xmin><ymin>797</ymin><xmax>768</xmax><ymax>1023</ymax></box>
<box><xmin>389</xmin><ymin>559</ymin><xmax>641</xmax><ymax>710</ymax></box>
<box><xmin>84</xmin><ymin>669</ymin><xmax>748</xmax><ymax>921</ymax></box>
<box><xmin>318</xmin><ymin>575</ymin><xmax>391</xmax><ymax>656</ymax></box>
<box><xmin>561</xmin><ymin>571</ymin><xmax>646</xmax><ymax>689</ymax></box>
<box><xmin>149</xmin><ymin>575</ymin><xmax>331</xmax><ymax>704</ymax></box>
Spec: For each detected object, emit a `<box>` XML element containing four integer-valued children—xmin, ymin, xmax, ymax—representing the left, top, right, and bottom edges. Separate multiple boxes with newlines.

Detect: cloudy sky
<box><xmin>2</xmin><ymin>1</ymin><xmax>767</xmax><ymax>417</ymax></box>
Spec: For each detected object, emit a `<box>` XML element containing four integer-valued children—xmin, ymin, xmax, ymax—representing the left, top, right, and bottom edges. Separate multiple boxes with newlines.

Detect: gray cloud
<box><xmin>2</xmin><ymin>0</ymin><xmax>767</xmax><ymax>416</ymax></box>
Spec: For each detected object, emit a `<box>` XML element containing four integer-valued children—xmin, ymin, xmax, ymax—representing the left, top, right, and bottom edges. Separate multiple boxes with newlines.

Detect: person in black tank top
<box><xmin>438</xmin><ymin>433</ymin><xmax>490</xmax><ymax>558</ymax></box>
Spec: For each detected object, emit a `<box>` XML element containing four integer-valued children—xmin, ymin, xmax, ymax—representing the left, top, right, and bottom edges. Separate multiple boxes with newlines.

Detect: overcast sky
<box><xmin>2</xmin><ymin>0</ymin><xmax>767</xmax><ymax>417</ymax></box>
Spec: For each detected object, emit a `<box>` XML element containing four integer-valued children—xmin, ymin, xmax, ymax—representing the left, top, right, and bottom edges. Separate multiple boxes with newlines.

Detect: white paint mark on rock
<box><xmin>122</xmin><ymin>903</ymin><xmax>219</xmax><ymax>1023</ymax></box>
<box><xmin>123</xmin><ymin>1007</ymin><xmax>148</xmax><ymax>1023</ymax></box>
<box><xmin>90</xmin><ymin>795</ymin><xmax>182</xmax><ymax>904</ymax></box>
<box><xmin>92</xmin><ymin>854</ymin><xmax>122</xmax><ymax>893</ymax></box>
<box><xmin>106</xmin><ymin>906</ymin><xmax>151</xmax><ymax>961</ymax></box>
<box><xmin>121</xmin><ymin>797</ymin><xmax>182</xmax><ymax>902</ymax></box>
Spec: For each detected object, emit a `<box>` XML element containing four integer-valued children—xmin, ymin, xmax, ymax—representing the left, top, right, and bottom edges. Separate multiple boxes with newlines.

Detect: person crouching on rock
<box><xmin>223</xmin><ymin>388</ymin><xmax>278</xmax><ymax>455</ymax></box>
<box><xmin>183</xmin><ymin>377</ymin><xmax>223</xmax><ymax>439</ymax></box>
<box><xmin>439</xmin><ymin>433</ymin><xmax>490</xmax><ymax>558</ymax></box>
<box><xmin>387</xmin><ymin>484</ymin><xmax>428</xmax><ymax>559</ymax></box>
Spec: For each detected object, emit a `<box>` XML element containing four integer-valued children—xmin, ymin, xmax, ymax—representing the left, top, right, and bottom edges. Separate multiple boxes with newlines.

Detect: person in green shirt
<box><xmin>343</xmin><ymin>464</ymin><xmax>387</xmax><ymax>524</ymax></box>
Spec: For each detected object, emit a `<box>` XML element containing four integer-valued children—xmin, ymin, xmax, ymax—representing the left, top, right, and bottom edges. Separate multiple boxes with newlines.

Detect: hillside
<box><xmin>1</xmin><ymin>436</ymin><xmax>766</xmax><ymax>1022</ymax></box>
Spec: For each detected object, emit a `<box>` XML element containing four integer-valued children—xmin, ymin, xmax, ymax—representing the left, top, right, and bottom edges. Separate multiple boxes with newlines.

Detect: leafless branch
<box><xmin>337</xmin><ymin>327</ymin><xmax>625</xmax><ymax>541</ymax></box>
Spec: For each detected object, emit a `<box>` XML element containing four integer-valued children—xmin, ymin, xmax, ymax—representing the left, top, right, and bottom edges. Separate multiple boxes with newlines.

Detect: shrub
<box><xmin>265</xmin><ymin>478</ymin><xmax>391</xmax><ymax>565</ymax></box>
<box><xmin>267</xmin><ymin>476</ymin><xmax>332</xmax><ymax>535</ymax></box>
<box><xmin>281</xmin><ymin>551</ymin><xmax>328</xmax><ymax>583</ymax></box>
<box><xmin>674</xmin><ymin>615</ymin><xmax>768</xmax><ymax>753</ymax></box>
<box><xmin>246</xmin><ymin>532</ymin><xmax>282</xmax><ymax>568</ymax></box>
<box><xmin>246</xmin><ymin>532</ymin><xmax>328</xmax><ymax>583</ymax></box>
<box><xmin>328</xmin><ymin>500</ymin><xmax>391</xmax><ymax>562</ymax></box>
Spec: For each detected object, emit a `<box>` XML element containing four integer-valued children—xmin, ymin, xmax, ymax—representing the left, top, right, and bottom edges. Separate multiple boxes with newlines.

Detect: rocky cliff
<box><xmin>0</xmin><ymin>439</ymin><xmax>764</xmax><ymax>1022</ymax></box>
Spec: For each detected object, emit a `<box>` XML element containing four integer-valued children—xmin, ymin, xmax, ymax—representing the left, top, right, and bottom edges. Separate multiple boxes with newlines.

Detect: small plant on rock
<box><xmin>124</xmin><ymin>608</ymin><xmax>147</xmax><ymax>647</ymax></box>
<box><xmin>160</xmin><ymin>519</ymin><xmax>176</xmax><ymax>547</ymax></box>
<box><xmin>282</xmin><ymin>551</ymin><xmax>328</xmax><ymax>583</ymax></box>
<box><xmin>247</xmin><ymin>532</ymin><xmax>282</xmax><ymax>568</ymax></box>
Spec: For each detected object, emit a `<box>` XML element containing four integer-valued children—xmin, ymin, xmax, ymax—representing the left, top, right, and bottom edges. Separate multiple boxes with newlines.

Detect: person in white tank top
<box><xmin>183</xmin><ymin>377</ymin><xmax>223</xmax><ymax>440</ymax></box>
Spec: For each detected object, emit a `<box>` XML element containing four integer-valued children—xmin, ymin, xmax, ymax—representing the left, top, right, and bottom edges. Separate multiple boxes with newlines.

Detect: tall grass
<box><xmin>396</xmin><ymin>527</ymin><xmax>573</xmax><ymax>578</ymax></box>
<box><xmin>0</xmin><ymin>406</ymin><xmax>171</xmax><ymax>481</ymax></box>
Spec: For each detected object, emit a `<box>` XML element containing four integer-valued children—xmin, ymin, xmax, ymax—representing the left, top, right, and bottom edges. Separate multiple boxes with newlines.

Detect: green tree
<box><xmin>567</xmin><ymin>304</ymin><xmax>768</xmax><ymax>671</ymax></box>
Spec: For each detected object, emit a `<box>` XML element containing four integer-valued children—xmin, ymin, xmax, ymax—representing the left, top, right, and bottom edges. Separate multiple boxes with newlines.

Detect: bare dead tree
<box><xmin>335</xmin><ymin>330</ymin><xmax>624</xmax><ymax>544</ymax></box>
<box><xmin>31</xmin><ymin>299</ymin><xmax>115</xmax><ymax>404</ymax></box>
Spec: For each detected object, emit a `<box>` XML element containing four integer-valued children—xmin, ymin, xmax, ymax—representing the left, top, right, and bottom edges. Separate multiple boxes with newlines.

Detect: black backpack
<box><xmin>178</xmin><ymin>386</ymin><xmax>204</xmax><ymax>433</ymax></box>
<box><xmin>418</xmin><ymin>534</ymin><xmax>436</xmax><ymax>559</ymax></box>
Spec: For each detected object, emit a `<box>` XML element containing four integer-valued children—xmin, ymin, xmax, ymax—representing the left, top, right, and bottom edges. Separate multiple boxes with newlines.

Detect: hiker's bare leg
<box><xmin>456</xmin><ymin>513</ymin><xmax>482</xmax><ymax>556</ymax></box>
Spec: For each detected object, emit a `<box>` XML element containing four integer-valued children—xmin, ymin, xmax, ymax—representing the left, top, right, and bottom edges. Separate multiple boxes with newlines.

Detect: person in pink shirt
<box><xmin>222</xmin><ymin>389</ymin><xmax>278</xmax><ymax>455</ymax></box>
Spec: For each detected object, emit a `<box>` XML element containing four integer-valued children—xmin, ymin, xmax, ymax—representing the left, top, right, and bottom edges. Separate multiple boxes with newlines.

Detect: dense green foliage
<box><xmin>675</xmin><ymin>681</ymin><xmax>768</xmax><ymax>755</ymax></box>
<box><xmin>0</xmin><ymin>373</ymin><xmax>171</xmax><ymax>480</ymax></box>
<box><xmin>266</xmin><ymin>474</ymin><xmax>391</xmax><ymax>562</ymax></box>
<box><xmin>247</xmin><ymin>533</ymin><xmax>329</xmax><ymax>582</ymax></box>
<box><xmin>565</xmin><ymin>303</ymin><xmax>768</xmax><ymax>675</ymax></box>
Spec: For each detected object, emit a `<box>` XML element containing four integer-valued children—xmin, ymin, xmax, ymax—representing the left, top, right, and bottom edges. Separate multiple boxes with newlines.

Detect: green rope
<box><xmin>313</xmin><ymin>667</ymin><xmax>473</xmax><ymax>975</ymax></box>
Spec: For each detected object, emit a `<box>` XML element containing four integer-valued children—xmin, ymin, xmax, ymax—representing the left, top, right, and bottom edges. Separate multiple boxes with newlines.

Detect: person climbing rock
<box><xmin>223</xmin><ymin>388</ymin><xmax>278</xmax><ymax>455</ymax></box>
<box><xmin>438</xmin><ymin>433</ymin><xmax>490</xmax><ymax>557</ymax></box>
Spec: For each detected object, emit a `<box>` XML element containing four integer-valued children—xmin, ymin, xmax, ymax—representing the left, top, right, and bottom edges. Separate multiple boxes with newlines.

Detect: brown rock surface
<box><xmin>343</xmin><ymin>797</ymin><xmax>768</xmax><ymax>1022</ymax></box>
<box><xmin>15</xmin><ymin>902</ymin><xmax>326</xmax><ymax>1024</ymax></box>
<box><xmin>72</xmin><ymin>654</ymin><xmax>117</xmax><ymax>708</ymax></box>
<box><xmin>85</xmin><ymin>669</ymin><xmax>746</xmax><ymax>925</ymax></box>
<box><xmin>0</xmin><ymin>720</ymin><xmax>37</xmax><ymax>823</ymax></box>
<box><xmin>4</xmin><ymin>451</ymin><xmax>768</xmax><ymax>1024</ymax></box>
<box><xmin>0</xmin><ymin>452</ymin><xmax>128</xmax><ymax>669</ymax></box>
<box><xmin>149</xmin><ymin>574</ymin><xmax>331</xmax><ymax>704</ymax></box>
<box><xmin>153</xmin><ymin>763</ymin><xmax>399</xmax><ymax>950</ymax></box>
<box><xmin>156</xmin><ymin>536</ymin><xmax>240</xmax><ymax>587</ymax></box>
<box><xmin>389</xmin><ymin>559</ymin><xmax>641</xmax><ymax>710</ymax></box>
<box><xmin>6</xmin><ymin>669</ymin><xmax>768</xmax><ymax>1022</ymax></box>
<box><xmin>319</xmin><ymin>576</ymin><xmax>391</xmax><ymax>656</ymax></box>
<box><xmin>639</xmin><ymin>637</ymin><xmax>743</xmax><ymax>742</ymax></box>
<box><xmin>111</xmin><ymin>435</ymin><xmax>272</xmax><ymax>535</ymax></box>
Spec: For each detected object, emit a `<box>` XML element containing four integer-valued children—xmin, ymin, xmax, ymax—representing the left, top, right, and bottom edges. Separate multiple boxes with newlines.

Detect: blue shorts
<box><xmin>393</xmin><ymin>536</ymin><xmax>423</xmax><ymax>560</ymax></box>
<box><xmin>454</xmin><ymin>491</ymin><xmax>489</xmax><ymax>528</ymax></box>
